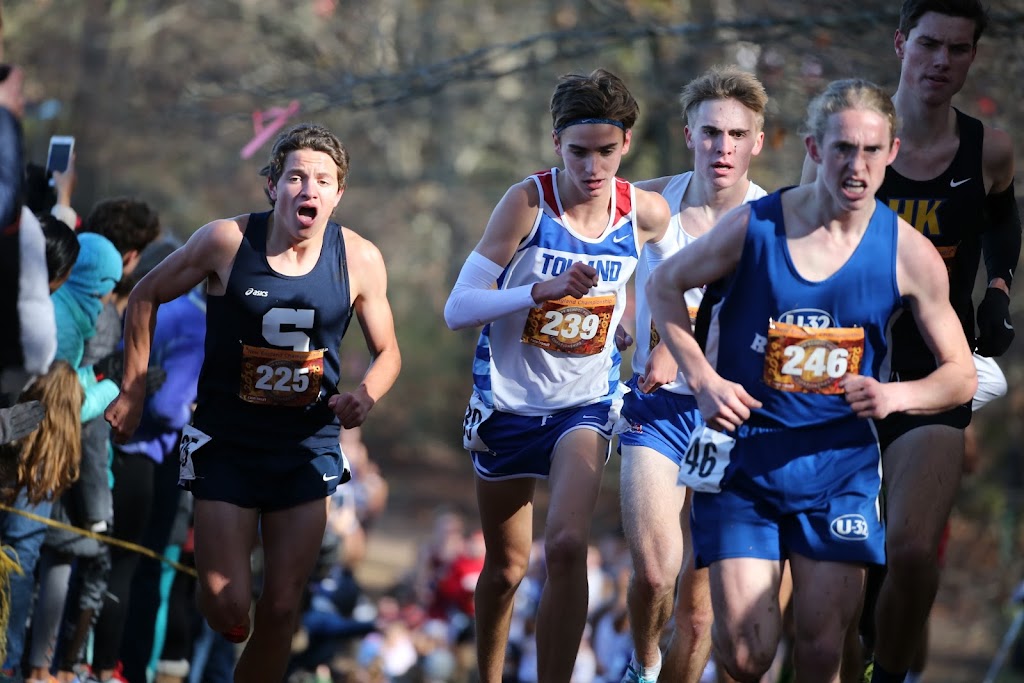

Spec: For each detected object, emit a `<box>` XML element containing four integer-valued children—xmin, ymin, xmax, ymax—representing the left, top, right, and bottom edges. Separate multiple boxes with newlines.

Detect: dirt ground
<box><xmin>355</xmin><ymin>462</ymin><xmax>1024</xmax><ymax>682</ymax></box>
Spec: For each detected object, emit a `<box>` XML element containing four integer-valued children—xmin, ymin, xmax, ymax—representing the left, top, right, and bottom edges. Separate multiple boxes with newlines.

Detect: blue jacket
<box><xmin>118</xmin><ymin>289</ymin><xmax>206</xmax><ymax>464</ymax></box>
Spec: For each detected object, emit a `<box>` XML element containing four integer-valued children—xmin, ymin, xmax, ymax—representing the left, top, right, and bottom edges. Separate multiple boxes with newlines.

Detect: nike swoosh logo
<box><xmin>949</xmin><ymin>177</ymin><xmax>971</xmax><ymax>188</ymax></box>
<box><xmin>322</xmin><ymin>474</ymin><xmax>339</xmax><ymax>482</ymax></box>
<box><xmin>1005</xmin><ymin>320</ymin><xmax>1014</xmax><ymax>331</ymax></box>
<box><xmin>612</xmin><ymin>233</ymin><xmax>630</xmax><ymax>243</ymax></box>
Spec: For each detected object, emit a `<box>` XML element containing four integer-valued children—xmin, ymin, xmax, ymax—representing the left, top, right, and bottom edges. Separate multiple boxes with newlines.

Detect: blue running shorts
<box><xmin>617</xmin><ymin>374</ymin><xmax>704</xmax><ymax>466</ymax></box>
<box><xmin>471</xmin><ymin>401</ymin><xmax>616</xmax><ymax>481</ymax></box>
<box><xmin>690</xmin><ymin>417</ymin><xmax>885</xmax><ymax>568</ymax></box>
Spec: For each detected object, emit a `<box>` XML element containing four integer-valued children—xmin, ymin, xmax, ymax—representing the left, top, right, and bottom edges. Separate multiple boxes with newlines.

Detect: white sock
<box><xmin>631</xmin><ymin>650</ymin><xmax>662</xmax><ymax>679</ymax></box>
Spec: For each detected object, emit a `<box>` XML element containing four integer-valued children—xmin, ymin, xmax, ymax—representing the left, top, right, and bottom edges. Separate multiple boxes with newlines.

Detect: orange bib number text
<box><xmin>239</xmin><ymin>345</ymin><xmax>324</xmax><ymax>407</ymax></box>
<box><xmin>521</xmin><ymin>295</ymin><xmax>615</xmax><ymax>356</ymax></box>
<box><xmin>763</xmin><ymin>321</ymin><xmax>864</xmax><ymax>394</ymax></box>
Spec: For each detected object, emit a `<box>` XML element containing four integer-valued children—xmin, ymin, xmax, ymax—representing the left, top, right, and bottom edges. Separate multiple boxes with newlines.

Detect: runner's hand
<box><xmin>639</xmin><ymin>342</ymin><xmax>677</xmax><ymax>393</ymax></box>
<box><xmin>329</xmin><ymin>386</ymin><xmax>375</xmax><ymax>429</ymax></box>
<box><xmin>614</xmin><ymin>324</ymin><xmax>633</xmax><ymax>351</ymax></box>
<box><xmin>530</xmin><ymin>262</ymin><xmax>598</xmax><ymax>302</ymax></box>
<box><xmin>841</xmin><ymin>374</ymin><xmax>894</xmax><ymax>419</ymax></box>
<box><xmin>975</xmin><ymin>287</ymin><xmax>1014</xmax><ymax>357</ymax></box>
<box><xmin>694</xmin><ymin>377</ymin><xmax>761</xmax><ymax>432</ymax></box>
<box><xmin>105</xmin><ymin>393</ymin><xmax>143</xmax><ymax>444</ymax></box>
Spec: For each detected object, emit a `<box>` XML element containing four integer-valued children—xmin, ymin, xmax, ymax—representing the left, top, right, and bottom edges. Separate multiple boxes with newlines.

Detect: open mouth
<box><xmin>842</xmin><ymin>179</ymin><xmax>868</xmax><ymax>199</ymax></box>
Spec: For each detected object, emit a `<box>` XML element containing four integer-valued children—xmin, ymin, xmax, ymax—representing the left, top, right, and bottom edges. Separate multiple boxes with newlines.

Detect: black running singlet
<box><xmin>192</xmin><ymin>211</ymin><xmax>353</xmax><ymax>449</ymax></box>
<box><xmin>877</xmin><ymin>109</ymin><xmax>987</xmax><ymax>377</ymax></box>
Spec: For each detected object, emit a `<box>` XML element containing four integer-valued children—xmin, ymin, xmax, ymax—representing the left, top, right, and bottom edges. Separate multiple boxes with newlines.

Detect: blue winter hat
<box><xmin>69</xmin><ymin>233</ymin><xmax>123</xmax><ymax>298</ymax></box>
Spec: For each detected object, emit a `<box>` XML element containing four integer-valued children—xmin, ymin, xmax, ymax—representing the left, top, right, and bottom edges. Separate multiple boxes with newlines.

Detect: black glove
<box><xmin>94</xmin><ymin>353</ymin><xmax>166</xmax><ymax>396</ymax></box>
<box><xmin>145</xmin><ymin>365</ymin><xmax>167</xmax><ymax>396</ymax></box>
<box><xmin>975</xmin><ymin>287</ymin><xmax>1014</xmax><ymax>357</ymax></box>
<box><xmin>93</xmin><ymin>352</ymin><xmax>124</xmax><ymax>384</ymax></box>
<box><xmin>0</xmin><ymin>400</ymin><xmax>45</xmax><ymax>445</ymax></box>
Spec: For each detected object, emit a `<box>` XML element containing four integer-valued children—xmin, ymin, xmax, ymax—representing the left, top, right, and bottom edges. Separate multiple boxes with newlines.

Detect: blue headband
<box><xmin>554</xmin><ymin>117</ymin><xmax>626</xmax><ymax>135</ymax></box>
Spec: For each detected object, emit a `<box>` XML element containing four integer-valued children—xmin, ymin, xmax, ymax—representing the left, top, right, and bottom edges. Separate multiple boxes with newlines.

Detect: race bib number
<box><xmin>462</xmin><ymin>392</ymin><xmax>494</xmax><ymax>452</ymax></box>
<box><xmin>239</xmin><ymin>345</ymin><xmax>324</xmax><ymax>407</ymax></box>
<box><xmin>678</xmin><ymin>426</ymin><xmax>734</xmax><ymax>493</ymax></box>
<box><xmin>763</xmin><ymin>320</ymin><xmax>864</xmax><ymax>394</ymax></box>
<box><xmin>178</xmin><ymin>424</ymin><xmax>211</xmax><ymax>483</ymax></box>
<box><xmin>521</xmin><ymin>295</ymin><xmax>615</xmax><ymax>355</ymax></box>
<box><xmin>649</xmin><ymin>306</ymin><xmax>698</xmax><ymax>351</ymax></box>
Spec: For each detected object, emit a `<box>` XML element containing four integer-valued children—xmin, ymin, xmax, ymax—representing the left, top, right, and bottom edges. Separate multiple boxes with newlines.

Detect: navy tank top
<box><xmin>192</xmin><ymin>211</ymin><xmax>352</xmax><ymax>449</ymax></box>
<box><xmin>877</xmin><ymin>109</ymin><xmax>986</xmax><ymax>376</ymax></box>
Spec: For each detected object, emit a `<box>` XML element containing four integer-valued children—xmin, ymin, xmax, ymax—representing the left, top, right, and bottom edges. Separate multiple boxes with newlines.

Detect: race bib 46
<box><xmin>678</xmin><ymin>425</ymin><xmax>734</xmax><ymax>493</ymax></box>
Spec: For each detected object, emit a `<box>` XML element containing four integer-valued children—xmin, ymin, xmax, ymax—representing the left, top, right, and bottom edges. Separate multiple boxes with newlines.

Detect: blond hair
<box><xmin>679</xmin><ymin>65</ymin><xmax>768</xmax><ymax>131</ymax></box>
<box><xmin>803</xmin><ymin>79</ymin><xmax>898</xmax><ymax>146</ymax></box>
<box><xmin>6</xmin><ymin>362</ymin><xmax>83</xmax><ymax>505</ymax></box>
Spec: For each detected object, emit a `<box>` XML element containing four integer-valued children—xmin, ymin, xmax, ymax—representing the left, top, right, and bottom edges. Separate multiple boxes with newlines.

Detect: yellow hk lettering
<box><xmin>887</xmin><ymin>199</ymin><xmax>943</xmax><ymax>236</ymax></box>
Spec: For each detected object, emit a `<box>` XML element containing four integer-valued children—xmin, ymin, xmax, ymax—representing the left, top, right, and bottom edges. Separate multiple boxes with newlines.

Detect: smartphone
<box><xmin>46</xmin><ymin>135</ymin><xmax>75</xmax><ymax>176</ymax></box>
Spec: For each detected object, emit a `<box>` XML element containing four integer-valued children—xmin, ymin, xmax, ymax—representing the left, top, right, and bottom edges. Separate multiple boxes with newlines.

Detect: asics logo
<box><xmin>245</xmin><ymin>288</ymin><xmax>269</xmax><ymax>297</ymax></box>
<box><xmin>612</xmin><ymin>233</ymin><xmax>630</xmax><ymax>243</ymax></box>
<box><xmin>322</xmin><ymin>473</ymin><xmax>339</xmax><ymax>482</ymax></box>
<box><xmin>949</xmin><ymin>177</ymin><xmax>971</xmax><ymax>188</ymax></box>
<box><xmin>1005</xmin><ymin>320</ymin><xmax>1014</xmax><ymax>331</ymax></box>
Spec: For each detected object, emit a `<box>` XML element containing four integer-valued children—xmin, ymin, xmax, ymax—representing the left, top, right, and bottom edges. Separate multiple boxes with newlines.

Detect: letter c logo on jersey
<box><xmin>830</xmin><ymin>514</ymin><xmax>869</xmax><ymax>541</ymax></box>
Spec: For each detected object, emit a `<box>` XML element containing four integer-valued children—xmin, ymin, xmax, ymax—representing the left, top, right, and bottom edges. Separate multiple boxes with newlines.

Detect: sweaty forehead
<box><xmin>283</xmin><ymin>149</ymin><xmax>338</xmax><ymax>175</ymax></box>
<box><xmin>825</xmin><ymin>109</ymin><xmax>891</xmax><ymax>141</ymax></box>
<box><xmin>692</xmin><ymin>98</ymin><xmax>758</xmax><ymax>130</ymax></box>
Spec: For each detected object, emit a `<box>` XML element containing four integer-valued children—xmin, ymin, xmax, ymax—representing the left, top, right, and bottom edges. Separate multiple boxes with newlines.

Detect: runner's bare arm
<box><xmin>647</xmin><ymin>205</ymin><xmax>760</xmax><ymax>430</ymax></box>
<box><xmin>106</xmin><ymin>218</ymin><xmax>244</xmax><ymax>441</ymax></box>
<box><xmin>331</xmin><ymin>230</ymin><xmax>401</xmax><ymax>429</ymax></box>
<box><xmin>444</xmin><ymin>181</ymin><xmax>596</xmax><ymax>329</ymax></box>
<box><xmin>634</xmin><ymin>187</ymin><xmax>670</xmax><ymax>247</ymax></box>
<box><xmin>881</xmin><ymin>222</ymin><xmax>977</xmax><ymax>414</ymax></box>
<box><xmin>472</xmin><ymin>181</ymin><xmax>538</xmax><ymax>264</ymax></box>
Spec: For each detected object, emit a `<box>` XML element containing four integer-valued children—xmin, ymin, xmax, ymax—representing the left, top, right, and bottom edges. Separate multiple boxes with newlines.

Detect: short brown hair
<box><xmin>550</xmin><ymin>69</ymin><xmax>639</xmax><ymax>133</ymax></box>
<box><xmin>899</xmin><ymin>0</ymin><xmax>989</xmax><ymax>45</ymax></box>
<box><xmin>679</xmin><ymin>65</ymin><xmax>768</xmax><ymax>132</ymax></box>
<box><xmin>259</xmin><ymin>122</ymin><xmax>350</xmax><ymax>205</ymax></box>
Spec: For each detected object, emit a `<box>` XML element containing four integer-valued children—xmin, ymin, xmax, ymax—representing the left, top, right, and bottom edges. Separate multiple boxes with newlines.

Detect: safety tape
<box><xmin>0</xmin><ymin>502</ymin><xmax>197</xmax><ymax>578</ymax></box>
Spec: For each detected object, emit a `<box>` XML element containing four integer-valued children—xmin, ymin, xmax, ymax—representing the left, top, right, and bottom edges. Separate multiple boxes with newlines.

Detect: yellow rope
<box><xmin>0</xmin><ymin>545</ymin><xmax>24</xmax><ymax>664</ymax></box>
<box><xmin>0</xmin><ymin>503</ymin><xmax>197</xmax><ymax>578</ymax></box>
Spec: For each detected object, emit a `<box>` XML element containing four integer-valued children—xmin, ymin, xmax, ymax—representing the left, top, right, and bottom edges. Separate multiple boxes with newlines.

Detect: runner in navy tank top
<box><xmin>648</xmin><ymin>80</ymin><xmax>975</xmax><ymax>683</ymax></box>
<box><xmin>106</xmin><ymin>123</ymin><xmax>400</xmax><ymax>683</ymax></box>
